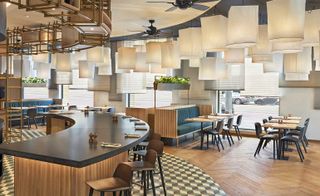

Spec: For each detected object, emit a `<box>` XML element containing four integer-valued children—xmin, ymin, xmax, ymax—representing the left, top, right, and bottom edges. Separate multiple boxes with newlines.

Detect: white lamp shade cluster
<box><xmin>303</xmin><ymin>9</ymin><xmax>320</xmax><ymax>47</ymax></box>
<box><xmin>88</xmin><ymin>67</ymin><xmax>111</xmax><ymax>91</ymax></box>
<box><xmin>116</xmin><ymin>72</ymin><xmax>147</xmax><ymax>94</ymax></box>
<box><xmin>34</xmin><ymin>63</ymin><xmax>51</xmax><ymax>79</ymax></box>
<box><xmin>199</xmin><ymin>57</ymin><xmax>227</xmax><ymax>80</ymax></box>
<box><xmin>249</xmin><ymin>25</ymin><xmax>272</xmax><ymax>63</ymax></box>
<box><xmin>97</xmin><ymin>47</ymin><xmax>112</xmax><ymax>75</ymax></box>
<box><xmin>87</xmin><ymin>46</ymin><xmax>104</xmax><ymax>63</ymax></box>
<box><xmin>227</xmin><ymin>5</ymin><xmax>259</xmax><ymax>48</ymax></box>
<box><xmin>161</xmin><ymin>41</ymin><xmax>180</xmax><ymax>69</ymax></box>
<box><xmin>71</xmin><ymin>50</ymin><xmax>87</xmax><ymax>69</ymax></box>
<box><xmin>118</xmin><ymin>47</ymin><xmax>136</xmax><ymax>69</ymax></box>
<box><xmin>179</xmin><ymin>27</ymin><xmax>204</xmax><ymax>59</ymax></box>
<box><xmin>224</xmin><ymin>48</ymin><xmax>245</xmax><ymax>64</ymax></box>
<box><xmin>56</xmin><ymin>53</ymin><xmax>72</xmax><ymax>72</ymax></box>
<box><xmin>135</xmin><ymin>52</ymin><xmax>149</xmax><ymax>72</ymax></box>
<box><xmin>146</xmin><ymin>42</ymin><xmax>162</xmax><ymax>65</ymax></box>
<box><xmin>79</xmin><ymin>61</ymin><xmax>95</xmax><ymax>78</ymax></box>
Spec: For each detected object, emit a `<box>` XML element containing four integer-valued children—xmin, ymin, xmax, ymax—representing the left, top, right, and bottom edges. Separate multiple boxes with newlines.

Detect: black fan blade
<box><xmin>146</xmin><ymin>1</ymin><xmax>173</xmax><ymax>4</ymax></box>
<box><xmin>191</xmin><ymin>3</ymin><xmax>210</xmax><ymax>11</ymax></box>
<box><xmin>165</xmin><ymin>6</ymin><xmax>178</xmax><ymax>12</ymax></box>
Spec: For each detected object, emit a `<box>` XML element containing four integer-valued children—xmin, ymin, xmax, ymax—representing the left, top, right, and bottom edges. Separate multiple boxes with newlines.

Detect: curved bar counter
<box><xmin>0</xmin><ymin>112</ymin><xmax>149</xmax><ymax>196</ymax></box>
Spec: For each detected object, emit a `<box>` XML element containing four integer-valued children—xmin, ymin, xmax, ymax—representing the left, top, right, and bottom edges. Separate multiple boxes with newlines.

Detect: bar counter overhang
<box><xmin>0</xmin><ymin>112</ymin><xmax>149</xmax><ymax>196</ymax></box>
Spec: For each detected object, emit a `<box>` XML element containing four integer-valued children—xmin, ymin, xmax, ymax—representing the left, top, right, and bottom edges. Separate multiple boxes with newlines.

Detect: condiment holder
<box><xmin>112</xmin><ymin>115</ymin><xmax>118</xmax><ymax>122</ymax></box>
<box><xmin>89</xmin><ymin>132</ymin><xmax>98</xmax><ymax>144</ymax></box>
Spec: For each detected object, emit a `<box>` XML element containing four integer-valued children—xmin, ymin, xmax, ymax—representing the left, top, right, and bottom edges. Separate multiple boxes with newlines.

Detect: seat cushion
<box><xmin>177</xmin><ymin>122</ymin><xmax>212</xmax><ymax>136</ymax></box>
<box><xmin>177</xmin><ymin>108</ymin><xmax>190</xmax><ymax>125</ymax></box>
<box><xmin>281</xmin><ymin>135</ymin><xmax>299</xmax><ymax>142</ymax></box>
<box><xmin>188</xmin><ymin>106</ymin><xmax>200</xmax><ymax>118</ymax></box>
<box><xmin>86</xmin><ymin>177</ymin><xmax>130</xmax><ymax>192</ymax></box>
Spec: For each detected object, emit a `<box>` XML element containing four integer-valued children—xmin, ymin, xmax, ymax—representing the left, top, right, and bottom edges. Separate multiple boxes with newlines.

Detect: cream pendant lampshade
<box><xmin>118</xmin><ymin>47</ymin><xmax>136</xmax><ymax>69</ymax></box>
<box><xmin>96</xmin><ymin>47</ymin><xmax>112</xmax><ymax>75</ymax></box>
<box><xmin>88</xmin><ymin>67</ymin><xmax>111</xmax><ymax>91</ymax></box>
<box><xmin>56</xmin><ymin>53</ymin><xmax>72</xmax><ymax>72</ymax></box>
<box><xmin>32</xmin><ymin>53</ymin><xmax>49</xmax><ymax>63</ymax></box>
<box><xmin>201</xmin><ymin>15</ymin><xmax>227</xmax><ymax>52</ymax></box>
<box><xmin>272</xmin><ymin>41</ymin><xmax>303</xmax><ymax>54</ymax></box>
<box><xmin>267</xmin><ymin>0</ymin><xmax>306</xmax><ymax>42</ymax></box>
<box><xmin>13</xmin><ymin>58</ymin><xmax>32</xmax><ymax>78</ymax></box>
<box><xmin>116</xmin><ymin>73</ymin><xmax>147</xmax><ymax>94</ymax></box>
<box><xmin>87</xmin><ymin>46</ymin><xmax>104</xmax><ymax>63</ymax></box>
<box><xmin>263</xmin><ymin>53</ymin><xmax>283</xmax><ymax>73</ymax></box>
<box><xmin>79</xmin><ymin>61</ymin><xmax>95</xmax><ymax>78</ymax></box>
<box><xmin>314</xmin><ymin>46</ymin><xmax>319</xmax><ymax>61</ymax></box>
<box><xmin>199</xmin><ymin>57</ymin><xmax>227</xmax><ymax>80</ymax></box>
<box><xmin>303</xmin><ymin>10</ymin><xmax>320</xmax><ymax>47</ymax></box>
<box><xmin>179</xmin><ymin>27</ymin><xmax>204</xmax><ymax>59</ymax></box>
<box><xmin>71</xmin><ymin>50</ymin><xmax>87</xmax><ymax>69</ymax></box>
<box><xmin>56</xmin><ymin>71</ymin><xmax>72</xmax><ymax>85</ymax></box>
<box><xmin>115</xmin><ymin>52</ymin><xmax>130</xmax><ymax>74</ymax></box>
<box><xmin>134</xmin><ymin>45</ymin><xmax>146</xmax><ymax>53</ymax></box>
<box><xmin>0</xmin><ymin>3</ymin><xmax>6</xmax><ymax>42</ymax></box>
<box><xmin>189</xmin><ymin>58</ymin><xmax>201</xmax><ymax>68</ymax></box>
<box><xmin>224</xmin><ymin>48</ymin><xmax>245</xmax><ymax>64</ymax></box>
<box><xmin>35</xmin><ymin>63</ymin><xmax>51</xmax><ymax>79</ymax></box>
<box><xmin>248</xmin><ymin>25</ymin><xmax>272</xmax><ymax>63</ymax></box>
<box><xmin>284</xmin><ymin>47</ymin><xmax>312</xmax><ymax>80</ymax></box>
<box><xmin>227</xmin><ymin>5</ymin><xmax>259</xmax><ymax>48</ymax></box>
<box><xmin>150</xmin><ymin>63</ymin><xmax>167</xmax><ymax>74</ymax></box>
<box><xmin>134</xmin><ymin>52</ymin><xmax>149</xmax><ymax>72</ymax></box>
<box><xmin>161</xmin><ymin>41</ymin><xmax>180</xmax><ymax>69</ymax></box>
<box><xmin>146</xmin><ymin>42</ymin><xmax>162</xmax><ymax>65</ymax></box>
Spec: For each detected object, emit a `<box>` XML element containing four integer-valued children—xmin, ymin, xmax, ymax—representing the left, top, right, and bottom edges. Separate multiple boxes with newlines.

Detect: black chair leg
<box><xmin>200</xmin><ymin>132</ymin><xmax>204</xmax><ymax>150</ymax></box>
<box><xmin>234</xmin><ymin>126</ymin><xmax>240</xmax><ymax>141</ymax></box>
<box><xmin>33</xmin><ymin>118</ymin><xmax>38</xmax><ymax>129</ymax></box>
<box><xmin>254</xmin><ymin>139</ymin><xmax>263</xmax><ymax>157</ymax></box>
<box><xmin>142</xmin><ymin>171</ymin><xmax>147</xmax><ymax>196</ymax></box>
<box><xmin>89</xmin><ymin>188</ymin><xmax>94</xmax><ymax>196</ymax></box>
<box><xmin>218</xmin><ymin>135</ymin><xmax>224</xmax><ymax>150</ymax></box>
<box><xmin>28</xmin><ymin>118</ymin><xmax>30</xmax><ymax>129</ymax></box>
<box><xmin>301</xmin><ymin>140</ymin><xmax>308</xmax><ymax>153</ymax></box>
<box><xmin>101</xmin><ymin>192</ymin><xmax>105</xmax><ymax>196</ymax></box>
<box><xmin>157</xmin><ymin>157</ymin><xmax>167</xmax><ymax>196</ymax></box>
<box><xmin>295</xmin><ymin>142</ymin><xmax>304</xmax><ymax>162</ymax></box>
<box><xmin>149</xmin><ymin>171</ymin><xmax>156</xmax><ymax>196</ymax></box>
<box><xmin>225</xmin><ymin>132</ymin><xmax>232</xmax><ymax>147</ymax></box>
<box><xmin>206</xmin><ymin>133</ymin><xmax>209</xmax><ymax>149</ymax></box>
<box><xmin>273</xmin><ymin>139</ymin><xmax>276</xmax><ymax>159</ymax></box>
<box><xmin>214</xmin><ymin>135</ymin><xmax>220</xmax><ymax>152</ymax></box>
<box><xmin>303</xmin><ymin>135</ymin><xmax>309</xmax><ymax>146</ymax></box>
<box><xmin>238</xmin><ymin>127</ymin><xmax>242</xmax><ymax>139</ymax></box>
<box><xmin>228</xmin><ymin>131</ymin><xmax>234</xmax><ymax>144</ymax></box>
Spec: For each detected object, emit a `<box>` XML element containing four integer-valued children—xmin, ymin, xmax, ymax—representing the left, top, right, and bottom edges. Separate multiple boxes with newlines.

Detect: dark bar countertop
<box><xmin>0</xmin><ymin>112</ymin><xmax>149</xmax><ymax>168</ymax></box>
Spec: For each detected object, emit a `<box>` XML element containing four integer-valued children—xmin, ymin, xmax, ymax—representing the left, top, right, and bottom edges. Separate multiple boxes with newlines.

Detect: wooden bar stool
<box><xmin>86</xmin><ymin>163</ymin><xmax>133</xmax><ymax>196</ymax></box>
<box><xmin>124</xmin><ymin>149</ymin><xmax>158</xmax><ymax>196</ymax></box>
<box><xmin>133</xmin><ymin>140</ymin><xmax>167</xmax><ymax>196</ymax></box>
<box><xmin>133</xmin><ymin>133</ymin><xmax>161</xmax><ymax>161</ymax></box>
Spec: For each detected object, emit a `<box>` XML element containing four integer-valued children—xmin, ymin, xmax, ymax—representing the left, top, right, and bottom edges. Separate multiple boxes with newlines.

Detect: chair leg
<box><xmin>228</xmin><ymin>131</ymin><xmax>234</xmax><ymax>144</ymax></box>
<box><xmin>303</xmin><ymin>135</ymin><xmax>309</xmax><ymax>146</ymax></box>
<box><xmin>33</xmin><ymin>118</ymin><xmax>38</xmax><ymax>129</ymax></box>
<box><xmin>214</xmin><ymin>135</ymin><xmax>220</xmax><ymax>152</ymax></box>
<box><xmin>200</xmin><ymin>132</ymin><xmax>204</xmax><ymax>150</ymax></box>
<box><xmin>149</xmin><ymin>171</ymin><xmax>156</xmax><ymax>196</ymax></box>
<box><xmin>157</xmin><ymin>157</ymin><xmax>167</xmax><ymax>196</ymax></box>
<box><xmin>273</xmin><ymin>139</ymin><xmax>276</xmax><ymax>159</ymax></box>
<box><xmin>301</xmin><ymin>140</ymin><xmax>308</xmax><ymax>153</ymax></box>
<box><xmin>254</xmin><ymin>139</ymin><xmax>263</xmax><ymax>157</ymax></box>
<box><xmin>238</xmin><ymin>126</ymin><xmax>242</xmax><ymax>139</ymax></box>
<box><xmin>142</xmin><ymin>171</ymin><xmax>147</xmax><ymax>196</ymax></box>
<box><xmin>89</xmin><ymin>188</ymin><xmax>94</xmax><ymax>196</ymax></box>
<box><xmin>28</xmin><ymin>118</ymin><xmax>30</xmax><ymax>129</ymax></box>
<box><xmin>218</xmin><ymin>135</ymin><xmax>224</xmax><ymax>150</ymax></box>
<box><xmin>206</xmin><ymin>133</ymin><xmax>209</xmax><ymax>149</ymax></box>
<box><xmin>101</xmin><ymin>192</ymin><xmax>105</xmax><ymax>196</ymax></box>
<box><xmin>295</xmin><ymin>142</ymin><xmax>304</xmax><ymax>162</ymax></box>
<box><xmin>225</xmin><ymin>132</ymin><xmax>232</xmax><ymax>147</ymax></box>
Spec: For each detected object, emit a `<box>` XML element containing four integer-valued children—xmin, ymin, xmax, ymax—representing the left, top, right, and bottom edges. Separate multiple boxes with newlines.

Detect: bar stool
<box><xmin>133</xmin><ymin>133</ymin><xmax>161</xmax><ymax>161</ymax></box>
<box><xmin>133</xmin><ymin>140</ymin><xmax>167</xmax><ymax>196</ymax></box>
<box><xmin>86</xmin><ymin>163</ymin><xmax>133</xmax><ymax>196</ymax></box>
<box><xmin>124</xmin><ymin>149</ymin><xmax>158</xmax><ymax>196</ymax></box>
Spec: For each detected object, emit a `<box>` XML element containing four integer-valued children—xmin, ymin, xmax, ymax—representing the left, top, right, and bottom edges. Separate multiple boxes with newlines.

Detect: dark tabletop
<box><xmin>0</xmin><ymin>112</ymin><xmax>149</xmax><ymax>168</ymax></box>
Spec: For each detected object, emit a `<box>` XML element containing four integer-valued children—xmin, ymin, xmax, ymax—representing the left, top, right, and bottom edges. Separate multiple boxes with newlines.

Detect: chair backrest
<box><xmin>254</xmin><ymin>122</ymin><xmax>263</xmax><ymax>138</ymax></box>
<box><xmin>68</xmin><ymin>105</ymin><xmax>77</xmax><ymax>111</ymax></box>
<box><xmin>216</xmin><ymin>120</ymin><xmax>224</xmax><ymax>134</ymax></box>
<box><xmin>149</xmin><ymin>133</ymin><xmax>161</xmax><ymax>141</ymax></box>
<box><xmin>236</xmin><ymin>115</ymin><xmax>243</xmax><ymax>126</ymax></box>
<box><xmin>147</xmin><ymin>140</ymin><xmax>164</xmax><ymax>156</ymax></box>
<box><xmin>227</xmin><ymin>117</ymin><xmax>233</xmax><ymax>129</ymax></box>
<box><xmin>262</xmin><ymin>119</ymin><xmax>268</xmax><ymax>131</ymax></box>
<box><xmin>268</xmin><ymin>116</ymin><xmax>272</xmax><ymax>121</ymax></box>
<box><xmin>144</xmin><ymin>149</ymin><xmax>157</xmax><ymax>166</ymax></box>
<box><xmin>27</xmin><ymin>108</ymin><xmax>37</xmax><ymax>118</ymax></box>
<box><xmin>113</xmin><ymin>163</ymin><xmax>133</xmax><ymax>184</ymax></box>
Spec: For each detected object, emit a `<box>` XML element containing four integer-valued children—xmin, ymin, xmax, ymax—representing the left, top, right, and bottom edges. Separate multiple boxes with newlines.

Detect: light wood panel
<box><xmin>198</xmin><ymin>104</ymin><xmax>212</xmax><ymax>116</ymax></box>
<box><xmin>125</xmin><ymin>107</ymin><xmax>149</xmax><ymax>123</ymax></box>
<box><xmin>14</xmin><ymin>152</ymin><xmax>128</xmax><ymax>196</ymax></box>
<box><xmin>154</xmin><ymin>109</ymin><xmax>177</xmax><ymax>139</ymax></box>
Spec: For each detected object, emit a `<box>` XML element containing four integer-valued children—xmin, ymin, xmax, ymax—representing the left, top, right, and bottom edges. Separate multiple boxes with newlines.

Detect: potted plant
<box><xmin>22</xmin><ymin>77</ymin><xmax>47</xmax><ymax>87</ymax></box>
<box><xmin>154</xmin><ymin>76</ymin><xmax>190</xmax><ymax>91</ymax></box>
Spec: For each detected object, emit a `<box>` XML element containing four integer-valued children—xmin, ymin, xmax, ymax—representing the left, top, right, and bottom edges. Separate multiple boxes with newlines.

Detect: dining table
<box><xmin>262</xmin><ymin>121</ymin><xmax>300</xmax><ymax>159</ymax></box>
<box><xmin>185</xmin><ymin>116</ymin><xmax>225</xmax><ymax>150</ymax></box>
<box><xmin>271</xmin><ymin>116</ymin><xmax>302</xmax><ymax>120</ymax></box>
<box><xmin>269</xmin><ymin>119</ymin><xmax>300</xmax><ymax>124</ymax></box>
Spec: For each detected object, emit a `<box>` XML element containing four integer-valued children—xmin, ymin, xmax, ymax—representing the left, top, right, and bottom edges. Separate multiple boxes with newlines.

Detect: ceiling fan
<box><xmin>146</xmin><ymin>0</ymin><xmax>216</xmax><ymax>12</ymax></box>
<box><xmin>128</xmin><ymin>20</ymin><xmax>172</xmax><ymax>37</ymax></box>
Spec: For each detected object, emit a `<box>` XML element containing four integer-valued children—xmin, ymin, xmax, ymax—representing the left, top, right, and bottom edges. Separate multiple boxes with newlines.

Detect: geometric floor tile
<box><xmin>0</xmin><ymin>130</ymin><xmax>226</xmax><ymax>196</ymax></box>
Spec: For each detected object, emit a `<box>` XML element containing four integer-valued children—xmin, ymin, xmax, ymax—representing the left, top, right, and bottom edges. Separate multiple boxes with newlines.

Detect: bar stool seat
<box><xmin>86</xmin><ymin>177</ymin><xmax>130</xmax><ymax>192</ymax></box>
<box><xmin>124</xmin><ymin>161</ymin><xmax>155</xmax><ymax>171</ymax></box>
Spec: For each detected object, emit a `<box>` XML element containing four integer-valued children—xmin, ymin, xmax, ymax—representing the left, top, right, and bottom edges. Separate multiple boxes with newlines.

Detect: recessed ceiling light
<box><xmin>6</xmin><ymin>2</ymin><xmax>11</xmax><ymax>7</ymax></box>
<box><xmin>90</xmin><ymin>28</ymin><xmax>94</xmax><ymax>31</ymax></box>
<box><xmin>26</xmin><ymin>15</ymin><xmax>30</xmax><ymax>18</ymax></box>
<box><xmin>51</xmin><ymin>8</ymin><xmax>56</xmax><ymax>11</ymax></box>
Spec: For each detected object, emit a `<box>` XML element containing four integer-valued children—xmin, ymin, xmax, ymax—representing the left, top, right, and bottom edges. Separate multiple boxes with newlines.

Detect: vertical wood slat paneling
<box><xmin>15</xmin><ymin>152</ymin><xmax>128</xmax><ymax>196</ymax></box>
<box><xmin>125</xmin><ymin>108</ymin><xmax>149</xmax><ymax>123</ymax></box>
<box><xmin>198</xmin><ymin>105</ymin><xmax>213</xmax><ymax>116</ymax></box>
<box><xmin>154</xmin><ymin>109</ymin><xmax>177</xmax><ymax>138</ymax></box>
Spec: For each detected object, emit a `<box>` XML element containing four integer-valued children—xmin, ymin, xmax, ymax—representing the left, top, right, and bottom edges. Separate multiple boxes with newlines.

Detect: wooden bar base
<box><xmin>14</xmin><ymin>152</ymin><xmax>128</xmax><ymax>196</ymax></box>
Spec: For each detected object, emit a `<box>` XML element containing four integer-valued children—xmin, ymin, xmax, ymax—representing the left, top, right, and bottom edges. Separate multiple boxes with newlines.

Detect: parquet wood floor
<box><xmin>165</xmin><ymin>136</ymin><xmax>320</xmax><ymax>196</ymax></box>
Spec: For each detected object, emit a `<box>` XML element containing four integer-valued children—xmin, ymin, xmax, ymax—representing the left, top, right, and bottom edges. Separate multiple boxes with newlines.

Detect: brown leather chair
<box><xmin>86</xmin><ymin>163</ymin><xmax>133</xmax><ymax>196</ymax></box>
<box><xmin>133</xmin><ymin>133</ymin><xmax>161</xmax><ymax>161</ymax></box>
<box><xmin>125</xmin><ymin>149</ymin><xmax>157</xmax><ymax>196</ymax></box>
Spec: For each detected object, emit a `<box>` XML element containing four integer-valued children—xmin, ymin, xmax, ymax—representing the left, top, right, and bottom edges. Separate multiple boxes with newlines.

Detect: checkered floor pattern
<box><xmin>0</xmin><ymin>130</ymin><xmax>226</xmax><ymax>196</ymax></box>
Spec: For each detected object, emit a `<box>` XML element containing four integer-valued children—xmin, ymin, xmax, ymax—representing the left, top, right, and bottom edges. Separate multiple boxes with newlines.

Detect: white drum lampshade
<box><xmin>88</xmin><ymin>67</ymin><xmax>111</xmax><ymax>91</ymax></box>
<box><xmin>189</xmin><ymin>58</ymin><xmax>201</xmax><ymax>68</ymax></box>
<box><xmin>284</xmin><ymin>47</ymin><xmax>312</xmax><ymax>81</ymax></box>
<box><xmin>32</xmin><ymin>53</ymin><xmax>49</xmax><ymax>63</ymax></box>
<box><xmin>71</xmin><ymin>50</ymin><xmax>87</xmax><ymax>69</ymax></box>
<box><xmin>56</xmin><ymin>53</ymin><xmax>72</xmax><ymax>72</ymax></box>
<box><xmin>146</xmin><ymin>42</ymin><xmax>162</xmax><ymax>65</ymax></box>
<box><xmin>97</xmin><ymin>47</ymin><xmax>112</xmax><ymax>75</ymax></box>
<box><xmin>267</xmin><ymin>0</ymin><xmax>306</xmax><ymax>42</ymax></box>
<box><xmin>272</xmin><ymin>41</ymin><xmax>303</xmax><ymax>53</ymax></box>
<box><xmin>150</xmin><ymin>63</ymin><xmax>167</xmax><ymax>74</ymax></box>
<box><xmin>224</xmin><ymin>48</ymin><xmax>245</xmax><ymax>64</ymax></box>
<box><xmin>79</xmin><ymin>61</ymin><xmax>95</xmax><ymax>78</ymax></box>
<box><xmin>199</xmin><ymin>57</ymin><xmax>227</xmax><ymax>80</ymax></box>
<box><xmin>116</xmin><ymin>73</ymin><xmax>147</xmax><ymax>94</ymax></box>
<box><xmin>161</xmin><ymin>41</ymin><xmax>180</xmax><ymax>69</ymax></box>
<box><xmin>134</xmin><ymin>52</ymin><xmax>149</xmax><ymax>72</ymax></box>
<box><xmin>303</xmin><ymin>10</ymin><xmax>320</xmax><ymax>47</ymax></box>
<box><xmin>201</xmin><ymin>15</ymin><xmax>227</xmax><ymax>52</ymax></box>
<box><xmin>56</xmin><ymin>71</ymin><xmax>72</xmax><ymax>84</ymax></box>
<box><xmin>35</xmin><ymin>63</ymin><xmax>51</xmax><ymax>79</ymax></box>
<box><xmin>227</xmin><ymin>6</ymin><xmax>259</xmax><ymax>48</ymax></box>
<box><xmin>314</xmin><ymin>46</ymin><xmax>319</xmax><ymax>61</ymax></box>
<box><xmin>249</xmin><ymin>25</ymin><xmax>272</xmax><ymax>63</ymax></box>
<box><xmin>118</xmin><ymin>47</ymin><xmax>136</xmax><ymax>69</ymax></box>
<box><xmin>179</xmin><ymin>27</ymin><xmax>204</xmax><ymax>59</ymax></box>
<box><xmin>87</xmin><ymin>46</ymin><xmax>104</xmax><ymax>63</ymax></box>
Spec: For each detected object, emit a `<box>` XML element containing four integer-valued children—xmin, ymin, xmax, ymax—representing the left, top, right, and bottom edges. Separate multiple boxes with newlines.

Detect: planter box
<box><xmin>154</xmin><ymin>83</ymin><xmax>190</xmax><ymax>91</ymax></box>
<box><xmin>23</xmin><ymin>83</ymin><xmax>47</xmax><ymax>88</ymax></box>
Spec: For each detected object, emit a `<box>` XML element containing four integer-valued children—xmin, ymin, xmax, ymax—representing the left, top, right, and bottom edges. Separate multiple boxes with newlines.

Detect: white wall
<box><xmin>280</xmin><ymin>88</ymin><xmax>320</xmax><ymax>140</ymax></box>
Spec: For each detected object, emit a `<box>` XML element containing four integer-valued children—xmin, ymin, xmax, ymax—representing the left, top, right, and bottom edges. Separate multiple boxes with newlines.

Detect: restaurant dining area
<box><xmin>0</xmin><ymin>0</ymin><xmax>320</xmax><ymax>195</ymax></box>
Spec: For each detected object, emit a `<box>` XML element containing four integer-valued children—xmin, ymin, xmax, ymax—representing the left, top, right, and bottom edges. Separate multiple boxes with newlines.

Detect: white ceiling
<box><xmin>6</xmin><ymin>0</ymin><xmax>220</xmax><ymax>37</ymax></box>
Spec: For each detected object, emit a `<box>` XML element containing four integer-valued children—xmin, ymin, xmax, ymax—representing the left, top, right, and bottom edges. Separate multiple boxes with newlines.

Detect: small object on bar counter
<box><xmin>122</xmin><ymin>115</ymin><xmax>132</xmax><ymax>119</ymax></box>
<box><xmin>89</xmin><ymin>132</ymin><xmax>98</xmax><ymax>144</ymax></box>
<box><xmin>124</xmin><ymin>133</ymin><xmax>141</xmax><ymax>138</ymax></box>
<box><xmin>112</xmin><ymin>115</ymin><xmax>118</xmax><ymax>122</ymax></box>
<box><xmin>134</xmin><ymin>122</ymin><xmax>145</xmax><ymax>126</ymax></box>
<box><xmin>129</xmin><ymin>118</ymin><xmax>140</xmax><ymax>122</ymax></box>
<box><xmin>288</xmin><ymin>114</ymin><xmax>292</xmax><ymax>117</ymax></box>
<box><xmin>135</xmin><ymin>126</ymin><xmax>147</xmax><ymax>131</ymax></box>
<box><xmin>100</xmin><ymin>142</ymin><xmax>122</xmax><ymax>148</ymax></box>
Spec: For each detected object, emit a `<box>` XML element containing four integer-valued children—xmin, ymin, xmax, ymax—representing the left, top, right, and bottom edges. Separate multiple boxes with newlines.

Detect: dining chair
<box><xmin>254</xmin><ymin>122</ymin><xmax>278</xmax><ymax>159</ymax></box>
<box><xmin>233</xmin><ymin>115</ymin><xmax>243</xmax><ymax>140</ymax></box>
<box><xmin>86</xmin><ymin>163</ymin><xmax>133</xmax><ymax>196</ymax></box>
<box><xmin>286</xmin><ymin>118</ymin><xmax>309</xmax><ymax>153</ymax></box>
<box><xmin>24</xmin><ymin>108</ymin><xmax>41</xmax><ymax>129</ymax></box>
<box><xmin>223</xmin><ymin>118</ymin><xmax>234</xmax><ymax>146</ymax></box>
<box><xmin>206</xmin><ymin>120</ymin><xmax>225</xmax><ymax>151</ymax></box>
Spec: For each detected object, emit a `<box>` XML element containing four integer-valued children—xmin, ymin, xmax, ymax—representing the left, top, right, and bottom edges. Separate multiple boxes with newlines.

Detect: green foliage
<box><xmin>156</xmin><ymin>76</ymin><xmax>190</xmax><ymax>84</ymax></box>
<box><xmin>22</xmin><ymin>77</ymin><xmax>47</xmax><ymax>84</ymax></box>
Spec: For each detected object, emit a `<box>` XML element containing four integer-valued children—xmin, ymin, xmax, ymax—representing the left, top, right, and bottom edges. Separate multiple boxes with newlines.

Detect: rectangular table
<box><xmin>269</xmin><ymin>119</ymin><xmax>301</xmax><ymax>124</ymax></box>
<box><xmin>272</xmin><ymin>116</ymin><xmax>302</xmax><ymax>120</ymax></box>
<box><xmin>185</xmin><ymin>117</ymin><xmax>224</xmax><ymax>150</ymax></box>
<box><xmin>262</xmin><ymin>122</ymin><xmax>298</xmax><ymax>159</ymax></box>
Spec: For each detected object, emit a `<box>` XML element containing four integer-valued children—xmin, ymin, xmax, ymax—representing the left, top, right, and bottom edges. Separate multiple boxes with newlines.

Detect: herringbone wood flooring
<box><xmin>165</xmin><ymin>137</ymin><xmax>320</xmax><ymax>196</ymax></box>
